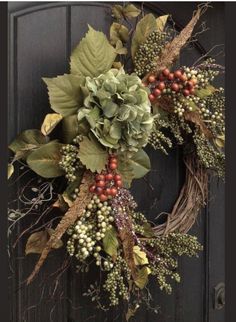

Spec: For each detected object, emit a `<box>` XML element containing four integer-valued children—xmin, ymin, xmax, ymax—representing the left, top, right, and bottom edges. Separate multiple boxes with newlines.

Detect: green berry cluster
<box><xmin>67</xmin><ymin>195</ymin><xmax>114</xmax><ymax>263</ymax></box>
<box><xmin>134</xmin><ymin>30</ymin><xmax>168</xmax><ymax>77</ymax></box>
<box><xmin>59</xmin><ymin>145</ymin><xmax>82</xmax><ymax>182</ymax></box>
<box><xmin>103</xmin><ymin>255</ymin><xmax>131</xmax><ymax>306</ymax></box>
<box><xmin>143</xmin><ymin>233</ymin><xmax>202</xmax><ymax>294</ymax></box>
<box><xmin>182</xmin><ymin>65</ymin><xmax>219</xmax><ymax>88</ymax></box>
<box><xmin>193</xmin><ymin>129</ymin><xmax>225</xmax><ymax>177</ymax></box>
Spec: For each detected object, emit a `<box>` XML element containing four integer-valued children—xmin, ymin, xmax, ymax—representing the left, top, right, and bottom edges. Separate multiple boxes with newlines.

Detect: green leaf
<box><xmin>9</xmin><ymin>129</ymin><xmax>47</xmax><ymax>155</ymax></box>
<box><xmin>123</xmin><ymin>4</ymin><xmax>141</xmax><ymax>18</ymax></box>
<box><xmin>62</xmin><ymin>114</ymin><xmax>90</xmax><ymax>143</ymax></box>
<box><xmin>118</xmin><ymin>156</ymin><xmax>134</xmax><ymax>188</ymax></box>
<box><xmin>103</xmin><ymin>227</ymin><xmax>119</xmax><ymax>260</ymax></box>
<box><xmin>195</xmin><ymin>85</ymin><xmax>216</xmax><ymax>99</ymax></box>
<box><xmin>70</xmin><ymin>25</ymin><xmax>116</xmax><ymax>77</ymax></box>
<box><xmin>130</xmin><ymin>149</ymin><xmax>151</xmax><ymax>179</ymax></box>
<box><xmin>131</xmin><ymin>14</ymin><xmax>157</xmax><ymax>59</ymax></box>
<box><xmin>78</xmin><ymin>135</ymin><xmax>108</xmax><ymax>173</ymax></box>
<box><xmin>41</xmin><ymin>113</ymin><xmax>63</xmax><ymax>136</ymax></box>
<box><xmin>214</xmin><ymin>134</ymin><xmax>225</xmax><ymax>148</ymax></box>
<box><xmin>134</xmin><ymin>266</ymin><xmax>151</xmax><ymax>289</ymax></box>
<box><xmin>133</xmin><ymin>246</ymin><xmax>149</xmax><ymax>265</ymax></box>
<box><xmin>110</xmin><ymin>23</ymin><xmax>129</xmax><ymax>45</ymax></box>
<box><xmin>156</xmin><ymin>15</ymin><xmax>169</xmax><ymax>31</ymax></box>
<box><xmin>142</xmin><ymin>222</ymin><xmax>155</xmax><ymax>237</ymax></box>
<box><xmin>27</xmin><ymin>141</ymin><xmax>64</xmax><ymax>178</ymax></box>
<box><xmin>43</xmin><ymin>74</ymin><xmax>85</xmax><ymax>116</ymax></box>
<box><xmin>115</xmin><ymin>40</ymin><xmax>128</xmax><ymax>55</ymax></box>
<box><xmin>112</xmin><ymin>5</ymin><xmax>124</xmax><ymax>20</ymax></box>
<box><xmin>8</xmin><ymin>163</ymin><xmax>14</xmax><ymax>179</ymax></box>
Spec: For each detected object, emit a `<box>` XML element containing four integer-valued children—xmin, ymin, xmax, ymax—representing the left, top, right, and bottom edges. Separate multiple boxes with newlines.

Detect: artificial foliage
<box><xmin>8</xmin><ymin>3</ymin><xmax>225</xmax><ymax>319</ymax></box>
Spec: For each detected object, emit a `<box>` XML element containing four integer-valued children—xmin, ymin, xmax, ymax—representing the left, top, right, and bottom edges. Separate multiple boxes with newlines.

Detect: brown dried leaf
<box><xmin>143</xmin><ymin>7</ymin><xmax>203</xmax><ymax>81</ymax></box>
<box><xmin>185</xmin><ymin>111</ymin><xmax>213</xmax><ymax>138</ymax></box>
<box><xmin>26</xmin><ymin>171</ymin><xmax>93</xmax><ymax>284</ymax></box>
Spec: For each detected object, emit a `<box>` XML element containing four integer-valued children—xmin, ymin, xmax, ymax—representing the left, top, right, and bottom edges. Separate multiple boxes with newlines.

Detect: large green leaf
<box><xmin>117</xmin><ymin>155</ymin><xmax>134</xmax><ymax>188</ymax></box>
<box><xmin>9</xmin><ymin>129</ymin><xmax>48</xmax><ymax>160</ymax></box>
<box><xmin>103</xmin><ymin>227</ymin><xmax>119</xmax><ymax>260</ymax></box>
<box><xmin>78</xmin><ymin>135</ymin><xmax>108</xmax><ymax>173</ymax></box>
<box><xmin>131</xmin><ymin>14</ymin><xmax>157</xmax><ymax>59</ymax></box>
<box><xmin>130</xmin><ymin>149</ymin><xmax>151</xmax><ymax>179</ymax></box>
<box><xmin>70</xmin><ymin>25</ymin><xmax>117</xmax><ymax>77</ymax></box>
<box><xmin>134</xmin><ymin>266</ymin><xmax>151</xmax><ymax>289</ymax></box>
<box><xmin>62</xmin><ymin>114</ymin><xmax>79</xmax><ymax>143</ymax></box>
<box><xmin>43</xmin><ymin>74</ymin><xmax>85</xmax><ymax>116</ymax></box>
<box><xmin>27</xmin><ymin>141</ymin><xmax>64</xmax><ymax>178</ymax></box>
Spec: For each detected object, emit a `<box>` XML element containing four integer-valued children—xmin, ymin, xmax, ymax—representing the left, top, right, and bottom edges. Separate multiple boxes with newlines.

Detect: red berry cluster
<box><xmin>145</xmin><ymin>68</ymin><xmax>198</xmax><ymax>102</ymax></box>
<box><xmin>89</xmin><ymin>155</ymin><xmax>122</xmax><ymax>202</ymax></box>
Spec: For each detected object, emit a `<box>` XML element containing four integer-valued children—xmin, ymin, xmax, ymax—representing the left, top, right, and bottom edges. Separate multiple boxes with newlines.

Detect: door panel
<box><xmin>8</xmin><ymin>2</ymin><xmax>225</xmax><ymax>322</ymax></box>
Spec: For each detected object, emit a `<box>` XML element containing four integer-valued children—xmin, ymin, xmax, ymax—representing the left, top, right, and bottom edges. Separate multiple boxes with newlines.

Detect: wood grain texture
<box><xmin>8</xmin><ymin>2</ymin><xmax>225</xmax><ymax>322</ymax></box>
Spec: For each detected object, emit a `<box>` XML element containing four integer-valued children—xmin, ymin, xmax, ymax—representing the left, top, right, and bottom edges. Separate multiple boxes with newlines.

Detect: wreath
<box><xmin>8</xmin><ymin>3</ymin><xmax>225</xmax><ymax>319</ymax></box>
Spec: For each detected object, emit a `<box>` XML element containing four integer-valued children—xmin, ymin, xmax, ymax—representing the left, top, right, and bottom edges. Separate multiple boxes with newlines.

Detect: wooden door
<box><xmin>8</xmin><ymin>2</ymin><xmax>225</xmax><ymax>322</ymax></box>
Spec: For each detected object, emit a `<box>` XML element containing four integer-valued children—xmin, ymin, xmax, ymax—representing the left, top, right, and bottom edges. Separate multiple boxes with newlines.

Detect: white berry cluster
<box><xmin>67</xmin><ymin>195</ymin><xmax>114</xmax><ymax>264</ymax></box>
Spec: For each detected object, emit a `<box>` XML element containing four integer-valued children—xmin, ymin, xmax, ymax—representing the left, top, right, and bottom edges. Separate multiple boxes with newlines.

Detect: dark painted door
<box><xmin>8</xmin><ymin>2</ymin><xmax>225</xmax><ymax>322</ymax></box>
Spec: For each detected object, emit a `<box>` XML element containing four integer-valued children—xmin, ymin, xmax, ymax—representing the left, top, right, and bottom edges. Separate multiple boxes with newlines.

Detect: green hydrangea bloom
<box><xmin>78</xmin><ymin>68</ymin><xmax>153</xmax><ymax>153</ymax></box>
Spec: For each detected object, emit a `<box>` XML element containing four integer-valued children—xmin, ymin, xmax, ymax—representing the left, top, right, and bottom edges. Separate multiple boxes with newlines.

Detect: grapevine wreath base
<box><xmin>8</xmin><ymin>3</ymin><xmax>224</xmax><ymax>319</ymax></box>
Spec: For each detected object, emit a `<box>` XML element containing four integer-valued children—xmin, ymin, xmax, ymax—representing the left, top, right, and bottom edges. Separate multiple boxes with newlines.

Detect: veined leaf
<box><xmin>27</xmin><ymin>141</ymin><xmax>64</xmax><ymax>178</ymax></box>
<box><xmin>130</xmin><ymin>149</ymin><xmax>151</xmax><ymax>179</ymax></box>
<box><xmin>8</xmin><ymin>163</ymin><xmax>14</xmax><ymax>179</ymax></box>
<box><xmin>122</xmin><ymin>4</ymin><xmax>141</xmax><ymax>18</ymax></box>
<box><xmin>110</xmin><ymin>22</ymin><xmax>129</xmax><ymax>45</ymax></box>
<box><xmin>134</xmin><ymin>266</ymin><xmax>151</xmax><ymax>289</ymax></box>
<box><xmin>103</xmin><ymin>227</ymin><xmax>119</xmax><ymax>260</ymax></box>
<box><xmin>41</xmin><ymin>113</ymin><xmax>63</xmax><ymax>136</ymax></box>
<box><xmin>133</xmin><ymin>246</ymin><xmax>149</xmax><ymax>265</ymax></box>
<box><xmin>78</xmin><ymin>135</ymin><xmax>108</xmax><ymax>173</ymax></box>
<box><xmin>70</xmin><ymin>25</ymin><xmax>116</xmax><ymax>77</ymax></box>
<box><xmin>131</xmin><ymin>14</ymin><xmax>157</xmax><ymax>59</ymax></box>
<box><xmin>43</xmin><ymin>74</ymin><xmax>85</xmax><ymax>116</ymax></box>
<box><xmin>9</xmin><ymin>129</ymin><xmax>47</xmax><ymax>156</ymax></box>
<box><xmin>156</xmin><ymin>15</ymin><xmax>169</xmax><ymax>31</ymax></box>
<box><xmin>118</xmin><ymin>155</ymin><xmax>134</xmax><ymax>188</ymax></box>
<box><xmin>195</xmin><ymin>85</ymin><xmax>216</xmax><ymax>99</ymax></box>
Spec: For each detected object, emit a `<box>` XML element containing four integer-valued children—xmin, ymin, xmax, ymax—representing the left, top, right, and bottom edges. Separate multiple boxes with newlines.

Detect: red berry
<box><xmin>109</xmin><ymin>157</ymin><xmax>117</xmax><ymax>164</ymax></box>
<box><xmin>104</xmin><ymin>187</ymin><xmax>112</xmax><ymax>195</ymax></box>
<box><xmin>158</xmin><ymin>74</ymin><xmax>165</xmax><ymax>81</ymax></box>
<box><xmin>110</xmin><ymin>187</ymin><xmax>118</xmax><ymax>196</ymax></box>
<box><xmin>115</xmin><ymin>180</ymin><xmax>122</xmax><ymax>188</ymax></box>
<box><xmin>89</xmin><ymin>185</ymin><xmax>96</xmax><ymax>193</ymax></box>
<box><xmin>158</xmin><ymin>82</ymin><xmax>165</xmax><ymax>90</ymax></box>
<box><xmin>105</xmin><ymin>173</ymin><xmax>113</xmax><ymax>181</ymax></box>
<box><xmin>189</xmin><ymin>88</ymin><xmax>195</xmax><ymax>95</ymax></box>
<box><xmin>96</xmin><ymin>180</ymin><xmax>105</xmax><ymax>187</ymax></box>
<box><xmin>162</xmin><ymin>68</ymin><xmax>170</xmax><ymax>77</ymax></box>
<box><xmin>95</xmin><ymin>186</ymin><xmax>103</xmax><ymax>195</ymax></box>
<box><xmin>180</xmin><ymin>73</ymin><xmax>187</xmax><ymax>82</ymax></box>
<box><xmin>153</xmin><ymin>88</ymin><xmax>161</xmax><ymax>97</ymax></box>
<box><xmin>187</xmin><ymin>80</ymin><xmax>194</xmax><ymax>88</ymax></box>
<box><xmin>114</xmin><ymin>174</ymin><xmax>122</xmax><ymax>181</ymax></box>
<box><xmin>148</xmin><ymin>75</ymin><xmax>156</xmax><ymax>83</ymax></box>
<box><xmin>171</xmin><ymin>83</ymin><xmax>179</xmax><ymax>92</ymax></box>
<box><xmin>148</xmin><ymin>93</ymin><xmax>156</xmax><ymax>102</ymax></box>
<box><xmin>95</xmin><ymin>174</ymin><xmax>105</xmax><ymax>181</ymax></box>
<box><xmin>183</xmin><ymin>89</ymin><xmax>190</xmax><ymax>96</ymax></box>
<box><xmin>99</xmin><ymin>194</ymin><xmax>108</xmax><ymax>202</ymax></box>
<box><xmin>109</xmin><ymin>162</ymin><xmax>117</xmax><ymax>170</ymax></box>
<box><xmin>174</xmin><ymin>70</ymin><xmax>182</xmax><ymax>79</ymax></box>
<box><xmin>168</xmin><ymin>73</ymin><xmax>174</xmax><ymax>80</ymax></box>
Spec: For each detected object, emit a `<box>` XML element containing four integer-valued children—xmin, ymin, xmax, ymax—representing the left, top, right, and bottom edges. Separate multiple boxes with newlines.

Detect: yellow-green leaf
<box><xmin>123</xmin><ymin>4</ymin><xmax>141</xmax><ymax>18</ymax></box>
<box><xmin>130</xmin><ymin>149</ymin><xmax>151</xmax><ymax>179</ymax></box>
<box><xmin>112</xmin><ymin>5</ymin><xmax>124</xmax><ymax>20</ymax></box>
<box><xmin>27</xmin><ymin>141</ymin><xmax>64</xmax><ymax>178</ymax></box>
<box><xmin>214</xmin><ymin>134</ymin><xmax>225</xmax><ymax>148</ymax></box>
<box><xmin>78</xmin><ymin>135</ymin><xmax>108</xmax><ymax>173</ymax></box>
<box><xmin>110</xmin><ymin>22</ymin><xmax>129</xmax><ymax>45</ymax></box>
<box><xmin>70</xmin><ymin>25</ymin><xmax>116</xmax><ymax>77</ymax></box>
<box><xmin>43</xmin><ymin>74</ymin><xmax>85</xmax><ymax>117</ymax></box>
<box><xmin>8</xmin><ymin>163</ymin><xmax>14</xmax><ymax>179</ymax></box>
<box><xmin>195</xmin><ymin>85</ymin><xmax>216</xmax><ymax>99</ymax></box>
<box><xmin>134</xmin><ymin>266</ymin><xmax>151</xmax><ymax>289</ymax></box>
<box><xmin>131</xmin><ymin>14</ymin><xmax>157</xmax><ymax>59</ymax></box>
<box><xmin>133</xmin><ymin>246</ymin><xmax>149</xmax><ymax>265</ymax></box>
<box><xmin>115</xmin><ymin>40</ymin><xmax>128</xmax><ymax>55</ymax></box>
<box><xmin>103</xmin><ymin>227</ymin><xmax>119</xmax><ymax>260</ymax></box>
<box><xmin>156</xmin><ymin>15</ymin><xmax>169</xmax><ymax>31</ymax></box>
<box><xmin>41</xmin><ymin>113</ymin><xmax>63</xmax><ymax>136</ymax></box>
